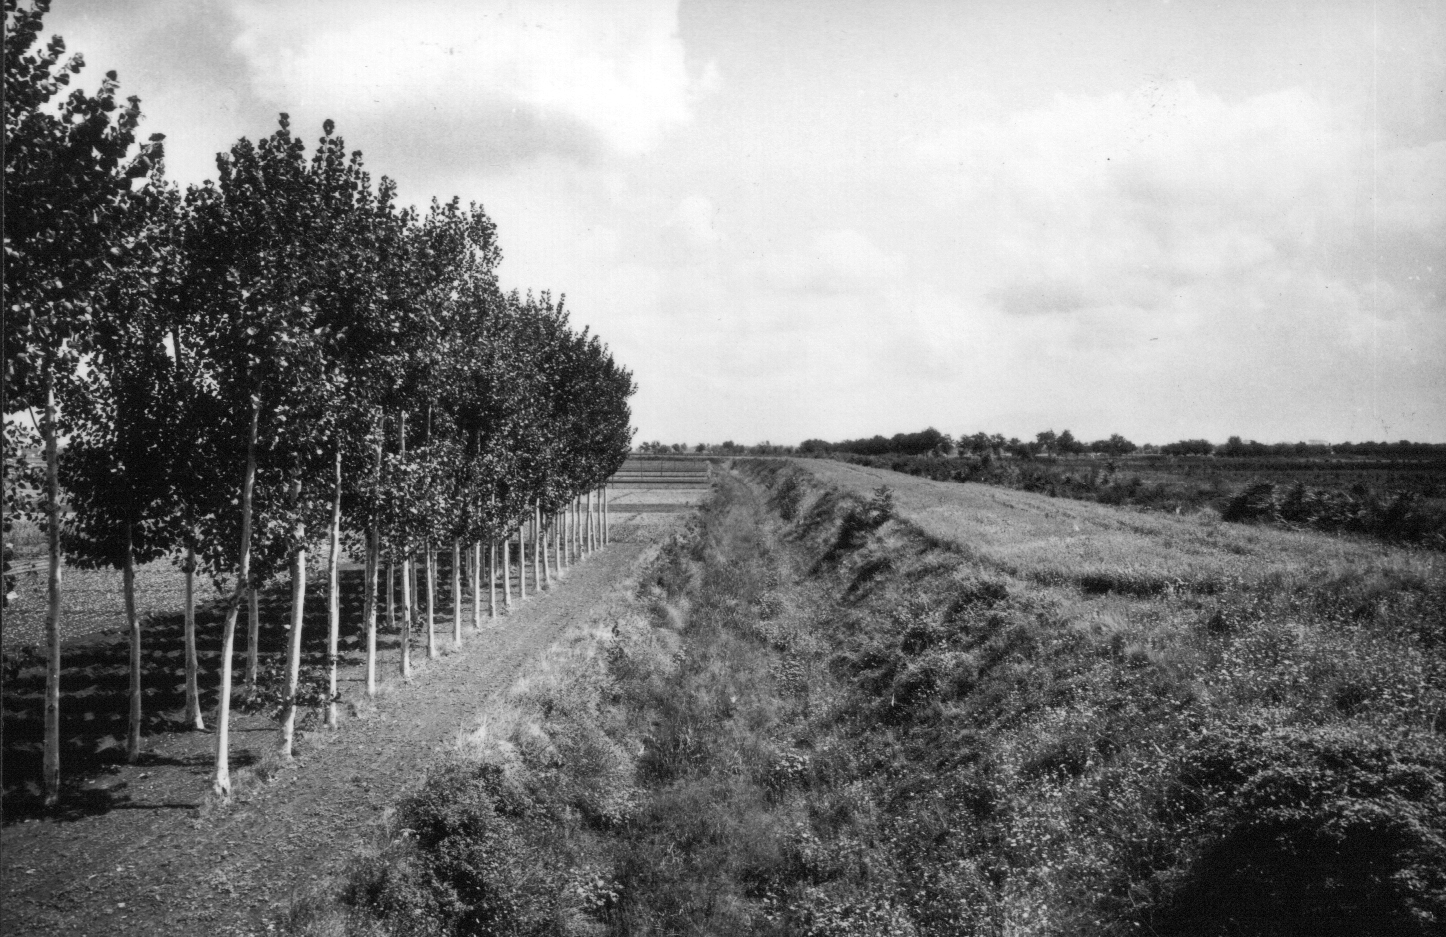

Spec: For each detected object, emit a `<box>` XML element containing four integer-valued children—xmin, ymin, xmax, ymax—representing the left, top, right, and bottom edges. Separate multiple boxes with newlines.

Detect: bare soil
<box><xmin>0</xmin><ymin>514</ymin><xmax>683</xmax><ymax>937</ymax></box>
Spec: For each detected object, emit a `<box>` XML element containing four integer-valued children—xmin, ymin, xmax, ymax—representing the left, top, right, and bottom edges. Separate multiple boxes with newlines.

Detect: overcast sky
<box><xmin>44</xmin><ymin>0</ymin><xmax>1445</xmax><ymax>444</ymax></box>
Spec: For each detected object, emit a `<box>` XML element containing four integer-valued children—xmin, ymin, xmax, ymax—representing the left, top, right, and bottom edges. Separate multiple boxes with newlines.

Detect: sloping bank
<box><xmin>293</xmin><ymin>461</ymin><xmax>1445</xmax><ymax>936</ymax></box>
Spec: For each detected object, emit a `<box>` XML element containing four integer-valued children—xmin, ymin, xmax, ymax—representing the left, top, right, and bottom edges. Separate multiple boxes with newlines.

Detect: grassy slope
<box><xmin>295</xmin><ymin>461</ymin><xmax>1446</xmax><ymax>937</ymax></box>
<box><xmin>773</xmin><ymin>458</ymin><xmax>1446</xmax><ymax>935</ymax></box>
<box><xmin>803</xmin><ymin>458</ymin><xmax>1442</xmax><ymax>596</ymax></box>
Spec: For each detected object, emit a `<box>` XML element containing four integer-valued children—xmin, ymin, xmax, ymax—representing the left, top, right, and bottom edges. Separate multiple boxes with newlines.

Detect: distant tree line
<box><xmin>800</xmin><ymin>428</ymin><xmax>951</xmax><ymax>457</ymax></box>
<box><xmin>785</xmin><ymin>430</ymin><xmax>1446</xmax><ymax>462</ymax></box>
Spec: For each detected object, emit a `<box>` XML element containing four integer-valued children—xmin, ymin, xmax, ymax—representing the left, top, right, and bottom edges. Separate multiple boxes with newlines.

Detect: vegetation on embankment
<box><xmin>294</xmin><ymin>461</ymin><xmax>1446</xmax><ymax>936</ymax></box>
<box><xmin>838</xmin><ymin>451</ymin><xmax>1446</xmax><ymax>549</ymax></box>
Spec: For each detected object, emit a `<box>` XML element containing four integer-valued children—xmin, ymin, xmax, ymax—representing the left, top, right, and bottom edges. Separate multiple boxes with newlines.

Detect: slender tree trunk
<box><xmin>398</xmin><ymin>410</ymin><xmax>412</xmax><ymax>678</ymax></box>
<box><xmin>386</xmin><ymin>552</ymin><xmax>395</xmax><ymax>656</ymax></box>
<box><xmin>42</xmin><ymin>374</ymin><xmax>62</xmax><ymax>807</ymax></box>
<box><xmin>585</xmin><ymin>489</ymin><xmax>594</xmax><ymax>554</ymax></box>
<box><xmin>548</xmin><ymin>512</ymin><xmax>558</xmax><ymax>578</ymax></box>
<box><xmin>603</xmin><ymin>484</ymin><xmax>610</xmax><ymax>544</ymax></box>
<box><xmin>400</xmin><ymin>550</ymin><xmax>413</xmax><ymax>678</ymax></box>
<box><xmin>183</xmin><ymin>542</ymin><xmax>204</xmax><ymax>729</ymax></box>
<box><xmin>365</xmin><ymin>411</ymin><xmax>383</xmax><ymax>696</ymax></box>
<box><xmin>246</xmin><ymin>585</ymin><xmax>259</xmax><ymax>689</ymax></box>
<box><xmin>364</xmin><ymin>529</ymin><xmax>378</xmax><ymax>696</ymax></box>
<box><xmin>471</xmin><ymin>541</ymin><xmax>482</xmax><ymax>632</ymax></box>
<box><xmin>518</xmin><ymin>522</ymin><xmax>527</xmax><ymax>600</ymax></box>
<box><xmin>489</xmin><ymin>541</ymin><xmax>497</xmax><ymax>618</ymax></box>
<box><xmin>553</xmin><ymin>511</ymin><xmax>563</xmax><ymax>573</ymax></box>
<box><xmin>124</xmin><ymin>523</ymin><xmax>142</xmax><ymax>763</ymax></box>
<box><xmin>410</xmin><ymin>549</ymin><xmax>420</xmax><ymax>621</ymax></box>
<box><xmin>215</xmin><ymin>400</ymin><xmax>259</xmax><ymax>799</ymax></box>
<box><xmin>325</xmin><ymin>450</ymin><xmax>342</xmax><ymax>728</ymax></box>
<box><xmin>534</xmin><ymin>502</ymin><xmax>544</xmax><ymax>590</ymax></box>
<box><xmin>502</xmin><ymin>534</ymin><xmax>512</xmax><ymax>610</ymax></box>
<box><xmin>452</xmin><ymin>539</ymin><xmax>462</xmax><ymax>647</ymax></box>
<box><xmin>279</xmin><ymin>474</ymin><xmax>307</xmax><ymax>758</ymax></box>
<box><xmin>425</xmin><ymin>541</ymin><xmax>436</xmax><ymax>659</ymax></box>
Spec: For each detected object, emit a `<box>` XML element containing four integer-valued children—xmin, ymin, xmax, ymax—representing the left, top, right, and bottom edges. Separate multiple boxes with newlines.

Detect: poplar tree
<box><xmin>59</xmin><ymin>173</ymin><xmax>182</xmax><ymax>763</ymax></box>
<box><xmin>4</xmin><ymin>0</ymin><xmax>160</xmax><ymax>803</ymax></box>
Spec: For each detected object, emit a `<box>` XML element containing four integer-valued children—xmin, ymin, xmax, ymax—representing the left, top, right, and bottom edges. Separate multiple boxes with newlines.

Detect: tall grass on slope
<box><xmin>738</xmin><ymin>458</ymin><xmax>1446</xmax><ymax>936</ymax></box>
<box><xmin>285</xmin><ymin>533</ymin><xmax>687</xmax><ymax>937</ymax></box>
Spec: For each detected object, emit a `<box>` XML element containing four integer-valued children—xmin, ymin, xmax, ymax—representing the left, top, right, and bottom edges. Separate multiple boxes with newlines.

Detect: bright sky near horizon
<box><xmin>42</xmin><ymin>0</ymin><xmax>1446</xmax><ymax>445</ymax></box>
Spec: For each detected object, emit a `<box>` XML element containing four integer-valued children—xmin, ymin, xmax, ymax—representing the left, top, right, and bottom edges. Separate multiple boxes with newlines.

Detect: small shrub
<box><xmin>343</xmin><ymin>760</ymin><xmax>560</xmax><ymax>935</ymax></box>
<box><xmin>1151</xmin><ymin>722</ymin><xmax>1446</xmax><ymax>936</ymax></box>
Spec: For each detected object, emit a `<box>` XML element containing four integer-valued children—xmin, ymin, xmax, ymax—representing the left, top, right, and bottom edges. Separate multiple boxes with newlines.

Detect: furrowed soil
<box><xmin>0</xmin><ymin>498</ymin><xmax>697</xmax><ymax>937</ymax></box>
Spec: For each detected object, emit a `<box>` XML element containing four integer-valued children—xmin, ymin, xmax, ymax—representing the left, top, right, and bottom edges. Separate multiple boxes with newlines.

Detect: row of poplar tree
<box><xmin>3</xmin><ymin>0</ymin><xmax>634</xmax><ymax>805</ymax></box>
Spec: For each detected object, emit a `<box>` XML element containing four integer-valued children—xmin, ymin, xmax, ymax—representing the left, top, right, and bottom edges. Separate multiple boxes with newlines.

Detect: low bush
<box><xmin>345</xmin><ymin>761</ymin><xmax>560</xmax><ymax>936</ymax></box>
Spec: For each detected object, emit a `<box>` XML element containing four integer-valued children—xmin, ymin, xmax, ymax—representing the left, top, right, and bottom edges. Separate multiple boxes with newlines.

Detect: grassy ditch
<box><xmin>293</xmin><ymin>462</ymin><xmax>1446</xmax><ymax>936</ymax></box>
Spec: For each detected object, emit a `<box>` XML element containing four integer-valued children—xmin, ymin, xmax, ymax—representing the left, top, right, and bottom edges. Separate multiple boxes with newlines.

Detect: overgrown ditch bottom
<box><xmin>289</xmin><ymin>462</ymin><xmax>1446</xmax><ymax>937</ymax></box>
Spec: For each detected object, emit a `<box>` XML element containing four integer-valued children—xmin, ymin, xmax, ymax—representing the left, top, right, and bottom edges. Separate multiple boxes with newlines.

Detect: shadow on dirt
<box><xmin>0</xmin><ymin>561</ymin><xmax>476</xmax><ymax>823</ymax></box>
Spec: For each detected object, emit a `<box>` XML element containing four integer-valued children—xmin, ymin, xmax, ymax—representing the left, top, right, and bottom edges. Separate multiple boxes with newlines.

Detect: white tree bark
<box><xmin>585</xmin><ymin>489</ymin><xmax>594</xmax><ymax>554</ymax></box>
<box><xmin>400</xmin><ymin>551</ymin><xmax>413</xmax><ymax>679</ymax></box>
<box><xmin>518</xmin><ymin>522</ymin><xmax>528</xmax><ymax>601</ymax></box>
<box><xmin>214</xmin><ymin>400</ymin><xmax>259</xmax><ymax>799</ymax></box>
<box><xmin>425</xmin><ymin>542</ymin><xmax>437</xmax><ymax>659</ymax></box>
<box><xmin>364</xmin><ymin>530</ymin><xmax>378</xmax><ymax>697</ymax></box>
<box><xmin>533</xmin><ymin>502</ymin><xmax>544</xmax><ymax>590</ymax></box>
<box><xmin>502</xmin><ymin>535</ymin><xmax>512</xmax><ymax>610</ymax></box>
<box><xmin>324</xmin><ymin>451</ymin><xmax>342</xmax><ymax>728</ymax></box>
<box><xmin>385</xmin><ymin>553</ymin><xmax>395</xmax><ymax>670</ymax></box>
<box><xmin>452</xmin><ymin>539</ymin><xmax>462</xmax><ymax>647</ymax></box>
<box><xmin>471</xmin><ymin>541</ymin><xmax>482</xmax><ymax>632</ymax></box>
<box><xmin>279</xmin><ymin>474</ymin><xmax>307</xmax><ymax>758</ymax></box>
<box><xmin>123</xmin><ymin>524</ymin><xmax>142</xmax><ymax>763</ymax></box>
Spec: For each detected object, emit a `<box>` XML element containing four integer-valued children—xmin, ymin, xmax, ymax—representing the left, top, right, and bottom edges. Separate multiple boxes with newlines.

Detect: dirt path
<box><xmin>1</xmin><ymin>524</ymin><xmax>670</xmax><ymax>937</ymax></box>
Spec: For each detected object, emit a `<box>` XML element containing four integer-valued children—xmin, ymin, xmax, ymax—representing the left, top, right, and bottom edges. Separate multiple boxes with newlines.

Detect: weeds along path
<box><xmin>0</xmin><ymin>522</ymin><xmax>674</xmax><ymax>937</ymax></box>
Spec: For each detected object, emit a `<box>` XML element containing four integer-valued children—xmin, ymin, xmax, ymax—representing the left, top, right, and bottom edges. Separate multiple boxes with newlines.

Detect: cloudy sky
<box><xmin>45</xmin><ymin>0</ymin><xmax>1445</xmax><ymax>444</ymax></box>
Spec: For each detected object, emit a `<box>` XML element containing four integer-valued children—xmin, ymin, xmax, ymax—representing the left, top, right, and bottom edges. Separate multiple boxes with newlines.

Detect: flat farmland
<box><xmin>799</xmin><ymin>457</ymin><xmax>1444</xmax><ymax>596</ymax></box>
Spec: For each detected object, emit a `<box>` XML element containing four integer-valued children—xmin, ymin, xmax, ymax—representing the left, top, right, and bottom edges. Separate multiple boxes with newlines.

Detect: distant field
<box><xmin>801</xmin><ymin>457</ymin><xmax>1441</xmax><ymax>595</ymax></box>
<box><xmin>833</xmin><ymin>450</ymin><xmax>1446</xmax><ymax>548</ymax></box>
<box><xmin>1096</xmin><ymin>453</ymin><xmax>1445</xmax><ymax>500</ymax></box>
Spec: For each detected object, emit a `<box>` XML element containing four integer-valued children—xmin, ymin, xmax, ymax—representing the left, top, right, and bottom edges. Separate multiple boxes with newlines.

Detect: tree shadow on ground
<box><xmin>0</xmin><ymin>559</ymin><xmax>484</xmax><ymax>823</ymax></box>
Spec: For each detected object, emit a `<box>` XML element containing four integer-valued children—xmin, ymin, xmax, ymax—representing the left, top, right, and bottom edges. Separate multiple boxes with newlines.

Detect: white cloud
<box><xmin>230</xmin><ymin>0</ymin><xmax>707</xmax><ymax>161</ymax></box>
<box><xmin>754</xmin><ymin>228</ymin><xmax>905</xmax><ymax>294</ymax></box>
<box><xmin>667</xmin><ymin>195</ymin><xmax>722</xmax><ymax>247</ymax></box>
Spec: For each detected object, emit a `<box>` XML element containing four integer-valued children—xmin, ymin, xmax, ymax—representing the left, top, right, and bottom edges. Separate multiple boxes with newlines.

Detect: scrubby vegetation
<box><xmin>295</xmin><ymin>460</ymin><xmax>1446</xmax><ymax>936</ymax></box>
